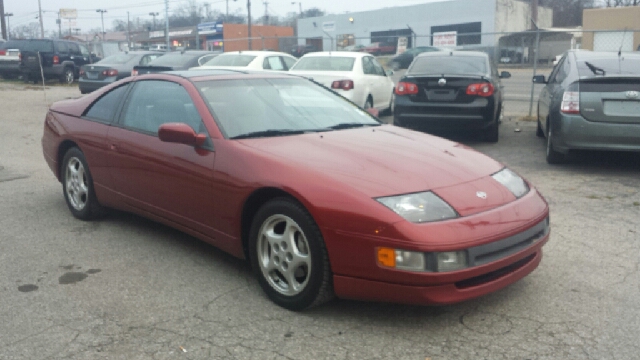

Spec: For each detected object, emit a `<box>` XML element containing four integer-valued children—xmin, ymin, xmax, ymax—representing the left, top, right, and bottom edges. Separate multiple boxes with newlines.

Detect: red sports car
<box><xmin>42</xmin><ymin>70</ymin><xmax>550</xmax><ymax>310</ymax></box>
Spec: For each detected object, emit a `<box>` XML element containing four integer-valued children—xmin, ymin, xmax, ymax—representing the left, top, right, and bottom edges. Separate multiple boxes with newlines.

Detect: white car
<box><xmin>192</xmin><ymin>51</ymin><xmax>298</xmax><ymax>71</ymax></box>
<box><xmin>288</xmin><ymin>51</ymin><xmax>395</xmax><ymax>112</ymax></box>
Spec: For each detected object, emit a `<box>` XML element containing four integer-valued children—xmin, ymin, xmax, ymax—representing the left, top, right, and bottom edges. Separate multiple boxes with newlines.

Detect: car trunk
<box><xmin>579</xmin><ymin>76</ymin><xmax>640</xmax><ymax>124</ymax></box>
<box><xmin>82</xmin><ymin>65</ymin><xmax>112</xmax><ymax>80</ymax></box>
<box><xmin>404</xmin><ymin>75</ymin><xmax>486</xmax><ymax>104</ymax></box>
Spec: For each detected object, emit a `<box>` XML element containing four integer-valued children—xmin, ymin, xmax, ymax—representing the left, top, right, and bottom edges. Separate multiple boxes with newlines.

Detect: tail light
<box><xmin>331</xmin><ymin>79</ymin><xmax>354</xmax><ymax>91</ymax></box>
<box><xmin>132</xmin><ymin>69</ymin><xmax>138</xmax><ymax>76</ymax></box>
<box><xmin>466</xmin><ymin>83</ymin><xmax>494</xmax><ymax>97</ymax></box>
<box><xmin>560</xmin><ymin>91</ymin><xmax>580</xmax><ymax>114</ymax></box>
<box><xmin>101</xmin><ymin>69</ymin><xmax>118</xmax><ymax>77</ymax></box>
<box><xmin>79</xmin><ymin>69</ymin><xmax>85</xmax><ymax>76</ymax></box>
<box><xmin>395</xmin><ymin>82</ymin><xmax>419</xmax><ymax>95</ymax></box>
<box><xmin>0</xmin><ymin>50</ymin><xmax>6</xmax><ymax>56</ymax></box>
<box><xmin>53</xmin><ymin>55</ymin><xmax>60</xmax><ymax>65</ymax></box>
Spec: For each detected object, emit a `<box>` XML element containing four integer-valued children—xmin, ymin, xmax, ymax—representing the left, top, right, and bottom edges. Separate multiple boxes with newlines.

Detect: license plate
<box><xmin>603</xmin><ymin>100</ymin><xmax>640</xmax><ymax>117</ymax></box>
<box><xmin>86</xmin><ymin>72</ymin><xmax>99</xmax><ymax>80</ymax></box>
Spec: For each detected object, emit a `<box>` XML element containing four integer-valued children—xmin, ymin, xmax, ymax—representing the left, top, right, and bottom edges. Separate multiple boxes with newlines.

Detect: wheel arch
<box><xmin>240</xmin><ymin>187</ymin><xmax>305</xmax><ymax>260</ymax></box>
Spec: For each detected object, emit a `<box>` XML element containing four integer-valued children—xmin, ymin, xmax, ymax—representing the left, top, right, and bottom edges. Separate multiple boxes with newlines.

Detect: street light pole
<box><xmin>37</xmin><ymin>0</ymin><xmax>44</xmax><ymax>38</ymax></box>
<box><xmin>149</xmin><ymin>12</ymin><xmax>159</xmax><ymax>30</ymax></box>
<box><xmin>165</xmin><ymin>0</ymin><xmax>170</xmax><ymax>51</ymax></box>
<box><xmin>4</xmin><ymin>12</ymin><xmax>12</xmax><ymax>40</ymax></box>
<box><xmin>247</xmin><ymin>0</ymin><xmax>252</xmax><ymax>50</ymax></box>
<box><xmin>96</xmin><ymin>9</ymin><xmax>107</xmax><ymax>40</ymax></box>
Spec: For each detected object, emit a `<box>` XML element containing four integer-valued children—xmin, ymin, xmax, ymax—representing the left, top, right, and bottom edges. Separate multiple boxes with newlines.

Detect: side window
<box><xmin>282</xmin><ymin>56</ymin><xmax>296</xmax><ymax>70</ymax></box>
<box><xmin>265</xmin><ymin>57</ymin><xmax>285</xmax><ymax>71</ymax></box>
<box><xmin>139</xmin><ymin>55</ymin><xmax>159</xmax><ymax>66</ymax></box>
<box><xmin>56</xmin><ymin>42</ymin><xmax>69</xmax><ymax>55</ymax></box>
<box><xmin>548</xmin><ymin>56</ymin><xmax>565</xmax><ymax>83</ymax></box>
<box><xmin>199</xmin><ymin>54</ymin><xmax>216</xmax><ymax>66</ymax></box>
<box><xmin>555</xmin><ymin>58</ymin><xmax>570</xmax><ymax>84</ymax></box>
<box><xmin>79</xmin><ymin>45</ymin><xmax>90</xmax><ymax>56</ymax></box>
<box><xmin>371</xmin><ymin>58</ymin><xmax>386</xmax><ymax>76</ymax></box>
<box><xmin>84</xmin><ymin>84</ymin><xmax>130</xmax><ymax>123</ymax></box>
<box><xmin>120</xmin><ymin>80</ymin><xmax>203</xmax><ymax>135</ymax></box>
<box><xmin>69</xmin><ymin>43</ymin><xmax>81</xmax><ymax>56</ymax></box>
<box><xmin>362</xmin><ymin>57</ymin><xmax>375</xmax><ymax>75</ymax></box>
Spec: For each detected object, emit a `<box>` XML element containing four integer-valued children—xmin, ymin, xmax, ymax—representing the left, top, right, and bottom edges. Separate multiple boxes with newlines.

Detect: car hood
<box><xmin>239</xmin><ymin>125</ymin><xmax>510</xmax><ymax>214</ymax></box>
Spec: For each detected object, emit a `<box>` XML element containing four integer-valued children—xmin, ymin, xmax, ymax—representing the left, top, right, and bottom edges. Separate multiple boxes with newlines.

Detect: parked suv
<box><xmin>19</xmin><ymin>39</ymin><xmax>99</xmax><ymax>84</ymax></box>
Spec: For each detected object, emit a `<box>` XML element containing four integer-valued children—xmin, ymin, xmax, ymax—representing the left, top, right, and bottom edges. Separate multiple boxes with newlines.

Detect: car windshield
<box><xmin>410</xmin><ymin>56</ymin><xmax>487</xmax><ymax>75</ymax></box>
<box><xmin>99</xmin><ymin>53</ymin><xmax>136</xmax><ymax>64</ymax></box>
<box><xmin>290</xmin><ymin>57</ymin><xmax>356</xmax><ymax>71</ymax></box>
<box><xmin>147</xmin><ymin>53</ymin><xmax>196</xmax><ymax>66</ymax></box>
<box><xmin>196</xmin><ymin>78</ymin><xmax>380</xmax><ymax>139</ymax></box>
<box><xmin>203</xmin><ymin>54</ymin><xmax>256</xmax><ymax>66</ymax></box>
<box><xmin>577</xmin><ymin>57</ymin><xmax>640</xmax><ymax>77</ymax></box>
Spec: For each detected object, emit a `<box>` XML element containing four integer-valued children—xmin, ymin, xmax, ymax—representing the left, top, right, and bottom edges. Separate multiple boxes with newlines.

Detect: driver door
<box><xmin>106</xmin><ymin>80</ymin><xmax>217</xmax><ymax>236</ymax></box>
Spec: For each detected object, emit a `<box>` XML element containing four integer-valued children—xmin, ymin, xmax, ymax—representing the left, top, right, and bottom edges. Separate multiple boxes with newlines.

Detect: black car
<box><xmin>132</xmin><ymin>50</ymin><xmax>219</xmax><ymax>75</ymax></box>
<box><xmin>19</xmin><ymin>39</ymin><xmax>100</xmax><ymax>84</ymax></box>
<box><xmin>393</xmin><ymin>51</ymin><xmax>510</xmax><ymax>142</ymax></box>
<box><xmin>290</xmin><ymin>44</ymin><xmax>317</xmax><ymax>58</ymax></box>
<box><xmin>79</xmin><ymin>51</ymin><xmax>164</xmax><ymax>94</ymax></box>
<box><xmin>533</xmin><ymin>50</ymin><xmax>640</xmax><ymax>164</ymax></box>
<box><xmin>389</xmin><ymin>46</ymin><xmax>441</xmax><ymax>70</ymax></box>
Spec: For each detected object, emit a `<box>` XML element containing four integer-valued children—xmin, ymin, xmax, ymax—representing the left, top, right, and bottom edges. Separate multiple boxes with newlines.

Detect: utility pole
<box><xmin>531</xmin><ymin>0</ymin><xmax>538</xmax><ymax>30</ymax></box>
<box><xmin>263</xmin><ymin>1</ymin><xmax>268</xmax><ymax>25</ymax></box>
<box><xmin>149</xmin><ymin>12</ymin><xmax>159</xmax><ymax>30</ymax></box>
<box><xmin>37</xmin><ymin>0</ymin><xmax>44</xmax><ymax>38</ymax></box>
<box><xmin>127</xmin><ymin>12</ymin><xmax>131</xmax><ymax>50</ymax></box>
<box><xmin>96</xmin><ymin>9</ymin><xmax>107</xmax><ymax>40</ymax></box>
<box><xmin>4</xmin><ymin>13</ymin><xmax>12</xmax><ymax>40</ymax></box>
<box><xmin>0</xmin><ymin>0</ymin><xmax>6</xmax><ymax>40</ymax></box>
<box><xmin>57</xmin><ymin>11</ymin><xmax>62</xmax><ymax>38</ymax></box>
<box><xmin>165</xmin><ymin>0</ymin><xmax>170</xmax><ymax>51</ymax></box>
<box><xmin>247</xmin><ymin>0</ymin><xmax>252</xmax><ymax>50</ymax></box>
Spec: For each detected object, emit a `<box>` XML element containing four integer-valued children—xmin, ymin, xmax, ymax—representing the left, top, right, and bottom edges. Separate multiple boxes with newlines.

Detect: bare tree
<box><xmin>524</xmin><ymin>0</ymin><xmax>597</xmax><ymax>27</ymax></box>
<box><xmin>602</xmin><ymin>0</ymin><xmax>639</xmax><ymax>6</ymax></box>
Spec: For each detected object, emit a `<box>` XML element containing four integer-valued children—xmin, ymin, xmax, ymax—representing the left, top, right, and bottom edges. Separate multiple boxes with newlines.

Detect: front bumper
<box><xmin>394</xmin><ymin>95</ymin><xmax>496</xmax><ymax>131</ymax></box>
<box><xmin>553</xmin><ymin>113</ymin><xmax>640</xmax><ymax>153</ymax></box>
<box><xmin>326</xmin><ymin>188</ymin><xmax>549</xmax><ymax>305</ymax></box>
<box><xmin>0</xmin><ymin>61</ymin><xmax>21</xmax><ymax>77</ymax></box>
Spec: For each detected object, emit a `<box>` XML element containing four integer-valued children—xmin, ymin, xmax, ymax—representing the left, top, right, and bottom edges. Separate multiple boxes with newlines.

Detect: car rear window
<box><xmin>291</xmin><ymin>57</ymin><xmax>355</xmax><ymax>71</ymax></box>
<box><xmin>2</xmin><ymin>40</ymin><xmax>53</xmax><ymax>52</ymax></box>
<box><xmin>202</xmin><ymin>54</ymin><xmax>256</xmax><ymax>66</ymax></box>
<box><xmin>147</xmin><ymin>53</ymin><xmax>197</xmax><ymax>66</ymax></box>
<box><xmin>410</xmin><ymin>56</ymin><xmax>487</xmax><ymax>75</ymax></box>
<box><xmin>99</xmin><ymin>53</ymin><xmax>136</xmax><ymax>64</ymax></box>
<box><xmin>577</xmin><ymin>57</ymin><xmax>640</xmax><ymax>77</ymax></box>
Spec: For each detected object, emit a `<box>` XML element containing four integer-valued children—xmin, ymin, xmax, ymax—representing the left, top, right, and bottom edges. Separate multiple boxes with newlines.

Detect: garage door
<box><xmin>594</xmin><ymin>31</ymin><xmax>633</xmax><ymax>52</ymax></box>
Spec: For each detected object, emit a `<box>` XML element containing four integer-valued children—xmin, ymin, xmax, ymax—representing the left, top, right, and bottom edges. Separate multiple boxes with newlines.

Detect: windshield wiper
<box><xmin>329</xmin><ymin>123</ymin><xmax>380</xmax><ymax>130</ymax></box>
<box><xmin>584</xmin><ymin>61</ymin><xmax>606</xmax><ymax>76</ymax></box>
<box><xmin>230</xmin><ymin>129</ymin><xmax>307</xmax><ymax>140</ymax></box>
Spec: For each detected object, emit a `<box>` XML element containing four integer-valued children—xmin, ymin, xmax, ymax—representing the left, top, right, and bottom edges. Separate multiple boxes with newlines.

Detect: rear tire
<box><xmin>484</xmin><ymin>122</ymin><xmax>499</xmax><ymax>143</ymax></box>
<box><xmin>61</xmin><ymin>148</ymin><xmax>105</xmax><ymax>220</ymax></box>
<box><xmin>536</xmin><ymin>119</ymin><xmax>544</xmax><ymax>138</ymax></box>
<box><xmin>60</xmin><ymin>67</ymin><xmax>74</xmax><ymax>85</ymax></box>
<box><xmin>546</xmin><ymin>125</ymin><xmax>565</xmax><ymax>164</ymax></box>
<box><xmin>249</xmin><ymin>198</ymin><xmax>333</xmax><ymax>310</ymax></box>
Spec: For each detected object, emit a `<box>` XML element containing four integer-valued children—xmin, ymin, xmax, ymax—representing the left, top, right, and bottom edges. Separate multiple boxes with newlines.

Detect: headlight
<box><xmin>376</xmin><ymin>191</ymin><xmax>458</xmax><ymax>223</ymax></box>
<box><xmin>492</xmin><ymin>168</ymin><xmax>529</xmax><ymax>198</ymax></box>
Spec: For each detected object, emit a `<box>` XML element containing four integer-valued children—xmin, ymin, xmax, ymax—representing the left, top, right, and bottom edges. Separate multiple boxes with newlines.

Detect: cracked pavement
<box><xmin>1</xmin><ymin>81</ymin><xmax>639</xmax><ymax>360</ymax></box>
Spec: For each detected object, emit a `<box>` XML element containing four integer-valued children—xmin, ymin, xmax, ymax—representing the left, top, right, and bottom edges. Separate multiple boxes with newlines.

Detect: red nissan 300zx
<box><xmin>42</xmin><ymin>70</ymin><xmax>549</xmax><ymax>310</ymax></box>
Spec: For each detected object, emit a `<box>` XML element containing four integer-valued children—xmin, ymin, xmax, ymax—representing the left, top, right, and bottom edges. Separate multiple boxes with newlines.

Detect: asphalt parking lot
<box><xmin>1</xmin><ymin>81</ymin><xmax>639</xmax><ymax>360</ymax></box>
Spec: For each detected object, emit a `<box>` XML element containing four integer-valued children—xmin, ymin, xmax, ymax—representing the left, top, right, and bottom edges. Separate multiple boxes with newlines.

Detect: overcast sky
<box><xmin>5</xmin><ymin>0</ymin><xmax>444</xmax><ymax>34</ymax></box>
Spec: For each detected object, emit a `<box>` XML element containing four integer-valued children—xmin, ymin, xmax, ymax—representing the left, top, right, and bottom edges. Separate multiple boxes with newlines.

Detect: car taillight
<box><xmin>395</xmin><ymin>81</ymin><xmax>419</xmax><ymax>95</ymax></box>
<box><xmin>102</xmin><ymin>69</ymin><xmax>118</xmax><ymax>77</ymax></box>
<box><xmin>561</xmin><ymin>91</ymin><xmax>580</xmax><ymax>114</ymax></box>
<box><xmin>331</xmin><ymin>79</ymin><xmax>354</xmax><ymax>91</ymax></box>
<box><xmin>53</xmin><ymin>55</ymin><xmax>60</xmax><ymax>65</ymax></box>
<box><xmin>0</xmin><ymin>50</ymin><xmax>6</xmax><ymax>56</ymax></box>
<box><xmin>132</xmin><ymin>69</ymin><xmax>138</xmax><ymax>76</ymax></box>
<box><xmin>466</xmin><ymin>83</ymin><xmax>494</xmax><ymax>97</ymax></box>
<box><xmin>79</xmin><ymin>69</ymin><xmax>85</xmax><ymax>76</ymax></box>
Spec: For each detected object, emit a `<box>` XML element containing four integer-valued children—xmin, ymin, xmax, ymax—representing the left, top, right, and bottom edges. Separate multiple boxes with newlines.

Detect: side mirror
<box><xmin>158</xmin><ymin>123</ymin><xmax>207</xmax><ymax>147</ymax></box>
<box><xmin>385</xmin><ymin>69</ymin><xmax>394</xmax><ymax>76</ymax></box>
<box><xmin>532</xmin><ymin>75</ymin><xmax>547</xmax><ymax>84</ymax></box>
<box><xmin>366</xmin><ymin>108</ymin><xmax>379</xmax><ymax>117</ymax></box>
<box><xmin>499</xmin><ymin>71</ymin><xmax>511</xmax><ymax>79</ymax></box>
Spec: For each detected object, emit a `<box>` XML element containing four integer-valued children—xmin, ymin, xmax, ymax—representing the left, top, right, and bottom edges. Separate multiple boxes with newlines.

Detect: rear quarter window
<box><xmin>84</xmin><ymin>84</ymin><xmax>130</xmax><ymax>123</ymax></box>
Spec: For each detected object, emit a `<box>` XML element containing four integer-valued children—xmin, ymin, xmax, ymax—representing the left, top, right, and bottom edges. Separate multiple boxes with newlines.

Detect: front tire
<box><xmin>61</xmin><ymin>148</ymin><xmax>104</xmax><ymax>220</ymax></box>
<box><xmin>249</xmin><ymin>198</ymin><xmax>333</xmax><ymax>311</ymax></box>
<box><xmin>536</xmin><ymin>119</ymin><xmax>544</xmax><ymax>138</ymax></box>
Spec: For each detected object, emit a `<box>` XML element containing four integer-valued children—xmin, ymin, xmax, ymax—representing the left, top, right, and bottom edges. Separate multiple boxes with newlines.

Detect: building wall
<box><xmin>582</xmin><ymin>7</ymin><xmax>640</xmax><ymax>51</ymax></box>
<box><xmin>223</xmin><ymin>24</ymin><xmax>294</xmax><ymax>52</ymax></box>
<box><xmin>297</xmin><ymin>0</ymin><xmax>498</xmax><ymax>50</ymax></box>
<box><xmin>494</xmin><ymin>0</ymin><xmax>552</xmax><ymax>33</ymax></box>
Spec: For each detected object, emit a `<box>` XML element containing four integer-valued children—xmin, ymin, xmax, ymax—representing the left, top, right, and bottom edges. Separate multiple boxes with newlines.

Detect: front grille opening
<box><xmin>474</xmin><ymin>228</ymin><xmax>545</xmax><ymax>266</ymax></box>
<box><xmin>455</xmin><ymin>254</ymin><xmax>536</xmax><ymax>289</ymax></box>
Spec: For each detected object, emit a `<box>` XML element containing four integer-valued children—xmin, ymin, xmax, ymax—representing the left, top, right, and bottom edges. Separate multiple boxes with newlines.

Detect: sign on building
<box><xmin>396</xmin><ymin>37</ymin><xmax>408</xmax><ymax>55</ymax></box>
<box><xmin>197</xmin><ymin>22</ymin><xmax>223</xmax><ymax>35</ymax></box>
<box><xmin>59</xmin><ymin>9</ymin><xmax>77</xmax><ymax>20</ymax></box>
<box><xmin>433</xmin><ymin>31</ymin><xmax>457</xmax><ymax>48</ymax></box>
<box><xmin>322</xmin><ymin>21</ymin><xmax>336</xmax><ymax>32</ymax></box>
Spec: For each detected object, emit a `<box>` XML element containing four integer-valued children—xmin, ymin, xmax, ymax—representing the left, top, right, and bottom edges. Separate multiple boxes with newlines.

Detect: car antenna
<box><xmin>618</xmin><ymin>27</ymin><xmax>628</xmax><ymax>58</ymax></box>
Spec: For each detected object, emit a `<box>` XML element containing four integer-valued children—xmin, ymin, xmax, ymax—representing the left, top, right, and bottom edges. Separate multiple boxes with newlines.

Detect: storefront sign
<box><xmin>150</xmin><ymin>30</ymin><xmax>194</xmax><ymax>38</ymax></box>
<box><xmin>433</xmin><ymin>31</ymin><xmax>457</xmax><ymax>47</ymax></box>
<box><xmin>322</xmin><ymin>21</ymin><xmax>336</xmax><ymax>32</ymax></box>
<box><xmin>59</xmin><ymin>9</ymin><xmax>77</xmax><ymax>19</ymax></box>
<box><xmin>198</xmin><ymin>22</ymin><xmax>223</xmax><ymax>35</ymax></box>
